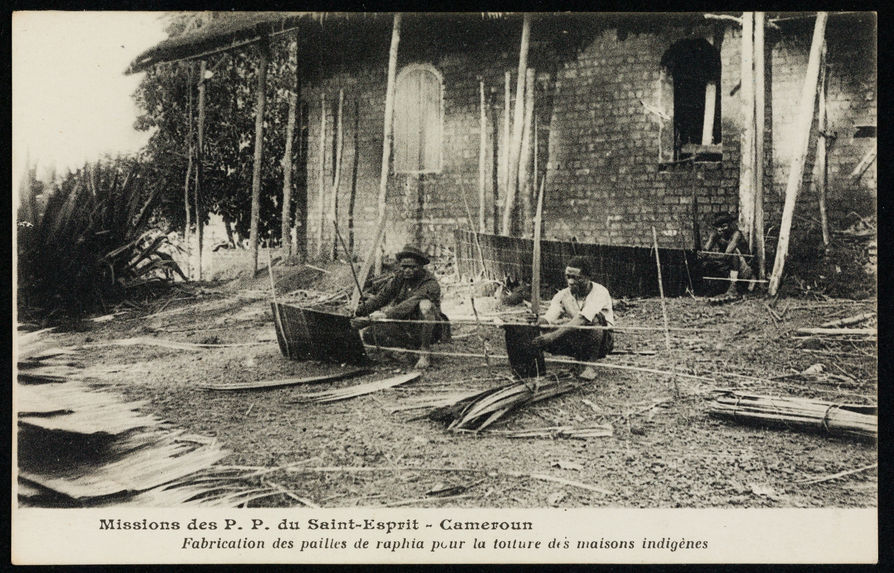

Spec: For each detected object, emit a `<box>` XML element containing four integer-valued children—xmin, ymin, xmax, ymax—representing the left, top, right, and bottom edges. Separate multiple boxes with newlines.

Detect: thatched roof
<box><xmin>126</xmin><ymin>12</ymin><xmax>380</xmax><ymax>74</ymax></box>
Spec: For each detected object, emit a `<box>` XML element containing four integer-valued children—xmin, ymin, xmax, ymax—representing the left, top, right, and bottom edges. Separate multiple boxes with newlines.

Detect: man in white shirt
<box><xmin>532</xmin><ymin>256</ymin><xmax>614</xmax><ymax>380</ymax></box>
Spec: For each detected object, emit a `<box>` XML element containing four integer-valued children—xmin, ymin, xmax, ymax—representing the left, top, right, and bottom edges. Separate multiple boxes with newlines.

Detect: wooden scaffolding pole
<box><xmin>195</xmin><ymin>59</ymin><xmax>207</xmax><ymax>281</ymax></box>
<box><xmin>330</xmin><ymin>88</ymin><xmax>345</xmax><ymax>260</ymax></box>
<box><xmin>375</xmin><ymin>12</ymin><xmax>401</xmax><ymax>275</ymax></box>
<box><xmin>816</xmin><ymin>43</ymin><xmax>831</xmax><ymax>247</ymax></box>
<box><xmin>769</xmin><ymin>12</ymin><xmax>828</xmax><ymax>296</ymax></box>
<box><xmin>738</xmin><ymin>12</ymin><xmax>756</xmax><ymax>247</ymax></box>
<box><xmin>501</xmin><ymin>14</ymin><xmax>531</xmax><ymax>236</ymax></box>
<box><xmin>281</xmin><ymin>39</ymin><xmax>299</xmax><ymax>259</ymax></box>
<box><xmin>316</xmin><ymin>93</ymin><xmax>327</xmax><ymax>259</ymax></box>
<box><xmin>478</xmin><ymin>79</ymin><xmax>487</xmax><ymax>233</ymax></box>
<box><xmin>754</xmin><ymin>12</ymin><xmax>767</xmax><ymax>280</ymax></box>
<box><xmin>249</xmin><ymin>35</ymin><xmax>270</xmax><ymax>275</ymax></box>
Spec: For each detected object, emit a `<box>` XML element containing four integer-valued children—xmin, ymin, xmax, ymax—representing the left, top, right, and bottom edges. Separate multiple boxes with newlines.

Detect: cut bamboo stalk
<box><xmin>754</xmin><ymin>11</ymin><xmax>767</xmax><ymax>279</ymax></box>
<box><xmin>249</xmin><ymin>36</ymin><xmax>270</xmax><ymax>276</ymax></box>
<box><xmin>316</xmin><ymin>92</ymin><xmax>327</xmax><ymax>258</ymax></box>
<box><xmin>651</xmin><ymin>227</ymin><xmax>671</xmax><ymax>351</ymax></box>
<box><xmin>818</xmin><ymin>312</ymin><xmax>874</xmax><ymax>328</ymax></box>
<box><xmin>816</xmin><ymin>42</ymin><xmax>830</xmax><ymax>247</ymax></box>
<box><xmin>199</xmin><ymin>369</ymin><xmax>368</xmax><ymax>391</ymax></box>
<box><xmin>330</xmin><ymin>88</ymin><xmax>344</xmax><ymax>260</ymax></box>
<box><xmin>478</xmin><ymin>79</ymin><xmax>487</xmax><ymax>233</ymax></box>
<box><xmin>739</xmin><ymin>12</ymin><xmax>756</xmax><ymax>247</ymax></box>
<box><xmin>281</xmin><ymin>39</ymin><xmax>299</xmax><ymax>259</ymax></box>
<box><xmin>375</xmin><ymin>13</ymin><xmax>401</xmax><ymax>275</ymax></box>
<box><xmin>501</xmin><ymin>14</ymin><xmax>531</xmax><ymax>236</ymax></box>
<box><xmin>502</xmin><ymin>71</ymin><xmax>511</xmax><ymax>219</ymax></box>
<box><xmin>794</xmin><ymin>327</ymin><xmax>876</xmax><ymax>336</ymax></box>
<box><xmin>491</xmin><ymin>87</ymin><xmax>501</xmax><ymax>235</ymax></box>
<box><xmin>769</xmin><ymin>13</ymin><xmax>828</xmax><ymax>296</ymax></box>
<box><xmin>797</xmin><ymin>463</ymin><xmax>877</xmax><ymax>485</ymax></box>
<box><xmin>195</xmin><ymin>59</ymin><xmax>206</xmax><ymax>281</ymax></box>
<box><xmin>531</xmin><ymin>179</ymin><xmax>545</xmax><ymax>315</ymax></box>
<box><xmin>518</xmin><ymin>67</ymin><xmax>535</xmax><ymax>234</ymax></box>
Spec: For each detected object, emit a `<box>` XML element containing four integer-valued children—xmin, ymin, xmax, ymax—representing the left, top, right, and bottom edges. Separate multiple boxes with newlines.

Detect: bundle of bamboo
<box><xmin>708</xmin><ymin>391</ymin><xmax>876</xmax><ymax>441</ymax></box>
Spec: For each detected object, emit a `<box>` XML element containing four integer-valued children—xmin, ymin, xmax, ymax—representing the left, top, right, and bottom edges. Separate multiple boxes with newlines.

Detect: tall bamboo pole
<box><xmin>531</xmin><ymin>179</ymin><xmax>545</xmax><ymax>316</ymax></box>
<box><xmin>518</xmin><ymin>67</ymin><xmax>535</xmax><ymax>235</ymax></box>
<box><xmin>195</xmin><ymin>59</ymin><xmax>206</xmax><ymax>281</ymax></box>
<box><xmin>739</xmin><ymin>12</ymin><xmax>755</xmax><ymax>247</ymax></box>
<box><xmin>492</xmin><ymin>89</ymin><xmax>501</xmax><ymax>235</ymax></box>
<box><xmin>816</xmin><ymin>43</ymin><xmax>830</xmax><ymax>247</ymax></box>
<box><xmin>281</xmin><ymin>39</ymin><xmax>299</xmax><ymax>259</ymax></box>
<box><xmin>501</xmin><ymin>14</ymin><xmax>531</xmax><ymax>236</ymax></box>
<box><xmin>375</xmin><ymin>12</ymin><xmax>401</xmax><ymax>275</ymax></box>
<box><xmin>651</xmin><ymin>227</ymin><xmax>672</xmax><ymax>351</ymax></box>
<box><xmin>249</xmin><ymin>36</ymin><xmax>270</xmax><ymax>276</ymax></box>
<box><xmin>316</xmin><ymin>93</ymin><xmax>327</xmax><ymax>258</ymax></box>
<box><xmin>754</xmin><ymin>12</ymin><xmax>767</xmax><ymax>279</ymax></box>
<box><xmin>478</xmin><ymin>79</ymin><xmax>487</xmax><ymax>233</ymax></box>
<box><xmin>769</xmin><ymin>12</ymin><xmax>828</xmax><ymax>296</ymax></box>
<box><xmin>501</xmin><ymin>71</ymin><xmax>511</xmax><ymax>223</ymax></box>
<box><xmin>331</xmin><ymin>88</ymin><xmax>345</xmax><ymax>260</ymax></box>
<box><xmin>183</xmin><ymin>64</ymin><xmax>193</xmax><ymax>279</ymax></box>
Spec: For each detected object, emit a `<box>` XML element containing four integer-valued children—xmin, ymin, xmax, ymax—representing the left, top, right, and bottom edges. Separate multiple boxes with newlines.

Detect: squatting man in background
<box><xmin>699</xmin><ymin>211</ymin><xmax>754</xmax><ymax>296</ymax></box>
<box><xmin>350</xmin><ymin>245</ymin><xmax>449</xmax><ymax>370</ymax></box>
<box><xmin>531</xmin><ymin>255</ymin><xmax>614</xmax><ymax>380</ymax></box>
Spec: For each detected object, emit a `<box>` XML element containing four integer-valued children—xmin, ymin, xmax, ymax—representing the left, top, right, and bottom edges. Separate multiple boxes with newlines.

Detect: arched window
<box><xmin>393</xmin><ymin>64</ymin><xmax>443</xmax><ymax>173</ymax></box>
<box><xmin>661</xmin><ymin>39</ymin><xmax>722</xmax><ymax>161</ymax></box>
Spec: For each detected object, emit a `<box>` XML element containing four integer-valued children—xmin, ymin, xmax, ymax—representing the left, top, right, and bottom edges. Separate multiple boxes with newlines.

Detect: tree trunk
<box><xmin>501</xmin><ymin>14</ymin><xmax>531</xmax><ymax>236</ymax></box>
<box><xmin>281</xmin><ymin>39</ymin><xmax>299</xmax><ymax>260</ymax></box>
<box><xmin>195</xmin><ymin>59</ymin><xmax>206</xmax><ymax>281</ymax></box>
<box><xmin>183</xmin><ymin>64</ymin><xmax>194</xmax><ymax>280</ymax></box>
<box><xmin>249</xmin><ymin>36</ymin><xmax>270</xmax><ymax>276</ymax></box>
<box><xmin>768</xmin><ymin>13</ymin><xmax>828</xmax><ymax>296</ymax></box>
<box><xmin>375</xmin><ymin>12</ymin><xmax>401</xmax><ymax>275</ymax></box>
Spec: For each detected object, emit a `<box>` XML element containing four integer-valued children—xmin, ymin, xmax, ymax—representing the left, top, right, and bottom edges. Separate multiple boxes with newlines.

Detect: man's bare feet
<box><xmin>414</xmin><ymin>352</ymin><xmax>431</xmax><ymax>369</ymax></box>
<box><xmin>579</xmin><ymin>365</ymin><xmax>597</xmax><ymax>380</ymax></box>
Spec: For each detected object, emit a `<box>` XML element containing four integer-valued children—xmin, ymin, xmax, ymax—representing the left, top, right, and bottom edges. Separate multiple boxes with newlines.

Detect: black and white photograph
<box><xmin>12</xmin><ymin>10</ymin><xmax>878</xmax><ymax>565</ymax></box>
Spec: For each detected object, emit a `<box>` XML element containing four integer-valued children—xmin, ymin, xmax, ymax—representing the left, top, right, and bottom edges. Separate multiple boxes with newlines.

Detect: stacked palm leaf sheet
<box><xmin>15</xmin><ymin>329</ymin><xmax>283</xmax><ymax>507</ymax></box>
<box><xmin>708</xmin><ymin>391</ymin><xmax>877</xmax><ymax>441</ymax></box>
<box><xmin>288</xmin><ymin>371</ymin><xmax>421</xmax><ymax>403</ymax></box>
<box><xmin>429</xmin><ymin>372</ymin><xmax>582</xmax><ymax>432</ymax></box>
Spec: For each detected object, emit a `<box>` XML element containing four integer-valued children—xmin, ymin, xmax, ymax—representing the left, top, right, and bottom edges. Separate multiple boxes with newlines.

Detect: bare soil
<box><xmin>43</xmin><ymin>259</ymin><xmax>878</xmax><ymax>508</ymax></box>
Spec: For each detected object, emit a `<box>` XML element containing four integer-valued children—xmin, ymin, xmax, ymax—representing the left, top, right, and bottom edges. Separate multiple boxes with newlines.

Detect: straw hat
<box><xmin>396</xmin><ymin>244</ymin><xmax>430</xmax><ymax>265</ymax></box>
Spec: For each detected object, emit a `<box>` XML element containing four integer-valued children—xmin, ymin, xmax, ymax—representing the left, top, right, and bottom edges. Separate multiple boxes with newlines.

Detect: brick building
<box><xmin>295</xmin><ymin>12</ymin><xmax>875</xmax><ymax>262</ymax></box>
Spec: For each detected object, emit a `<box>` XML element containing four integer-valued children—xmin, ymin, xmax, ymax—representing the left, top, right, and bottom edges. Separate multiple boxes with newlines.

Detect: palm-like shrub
<box><xmin>17</xmin><ymin>157</ymin><xmax>186</xmax><ymax>319</ymax></box>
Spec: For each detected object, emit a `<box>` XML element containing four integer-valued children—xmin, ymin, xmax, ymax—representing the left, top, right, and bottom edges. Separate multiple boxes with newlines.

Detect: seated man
<box><xmin>350</xmin><ymin>245</ymin><xmax>447</xmax><ymax>369</ymax></box>
<box><xmin>700</xmin><ymin>211</ymin><xmax>754</xmax><ymax>295</ymax></box>
<box><xmin>532</xmin><ymin>256</ymin><xmax>614</xmax><ymax>380</ymax></box>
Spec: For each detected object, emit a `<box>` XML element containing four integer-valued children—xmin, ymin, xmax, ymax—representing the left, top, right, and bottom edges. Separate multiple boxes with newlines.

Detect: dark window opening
<box><xmin>662</xmin><ymin>39</ymin><xmax>722</xmax><ymax>162</ymax></box>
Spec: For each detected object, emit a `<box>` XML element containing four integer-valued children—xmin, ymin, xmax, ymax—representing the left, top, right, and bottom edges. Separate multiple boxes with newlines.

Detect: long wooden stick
<box><xmin>754</xmin><ymin>11</ymin><xmax>767</xmax><ymax>280</ymax></box>
<box><xmin>280</xmin><ymin>39</ymin><xmax>298</xmax><ymax>259</ymax></box>
<box><xmin>769</xmin><ymin>12</ymin><xmax>828</xmax><ymax>296</ymax></box>
<box><xmin>478</xmin><ymin>79</ymin><xmax>487</xmax><ymax>233</ymax></box>
<box><xmin>651</xmin><ymin>227</ymin><xmax>671</xmax><ymax>351</ymax></box>
<box><xmin>816</xmin><ymin>42</ymin><xmax>830</xmax><ymax>247</ymax></box>
<box><xmin>531</xmin><ymin>179</ymin><xmax>545</xmax><ymax>315</ymax></box>
<box><xmin>332</xmin><ymin>218</ymin><xmax>363</xmax><ymax>297</ymax></box>
<box><xmin>350</xmin><ymin>212</ymin><xmax>389</xmax><ymax>313</ymax></box>
<box><xmin>501</xmin><ymin>14</ymin><xmax>531</xmax><ymax>236</ymax></box>
<box><xmin>249</xmin><ymin>35</ymin><xmax>269</xmax><ymax>276</ymax></box>
<box><xmin>518</xmin><ymin>67</ymin><xmax>535</xmax><ymax>233</ymax></box>
<box><xmin>375</xmin><ymin>13</ymin><xmax>401</xmax><ymax>275</ymax></box>
<box><xmin>739</xmin><ymin>12</ymin><xmax>756</xmax><ymax>247</ymax></box>
<box><xmin>797</xmin><ymin>463</ymin><xmax>877</xmax><ymax>485</ymax></box>
<box><xmin>195</xmin><ymin>59</ymin><xmax>206</xmax><ymax>281</ymax></box>
<box><xmin>330</xmin><ymin>88</ymin><xmax>344</xmax><ymax>260</ymax></box>
<box><xmin>316</xmin><ymin>92</ymin><xmax>327</xmax><ymax>258</ymax></box>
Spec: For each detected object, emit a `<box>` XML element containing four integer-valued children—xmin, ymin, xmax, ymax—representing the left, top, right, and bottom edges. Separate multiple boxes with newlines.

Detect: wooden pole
<box><xmin>769</xmin><ymin>12</ymin><xmax>828</xmax><ymax>296</ymax></box>
<box><xmin>491</xmin><ymin>89</ymin><xmax>501</xmax><ymax>235</ymax></box>
<box><xmin>331</xmin><ymin>88</ymin><xmax>345</xmax><ymax>260</ymax></box>
<box><xmin>183</xmin><ymin>64</ymin><xmax>193</xmax><ymax>280</ymax></box>
<box><xmin>501</xmin><ymin>71</ymin><xmax>511</xmax><ymax>226</ymax></box>
<box><xmin>316</xmin><ymin>93</ymin><xmax>327</xmax><ymax>259</ymax></box>
<box><xmin>518</xmin><ymin>67</ymin><xmax>535</xmax><ymax>235</ymax></box>
<box><xmin>816</xmin><ymin>42</ymin><xmax>830</xmax><ymax>247</ymax></box>
<box><xmin>350</xmin><ymin>212</ymin><xmax>389</xmax><ymax>313</ymax></box>
<box><xmin>195</xmin><ymin>59</ymin><xmax>206</xmax><ymax>281</ymax></box>
<box><xmin>754</xmin><ymin>12</ymin><xmax>767</xmax><ymax>280</ymax></box>
<box><xmin>531</xmin><ymin>179</ymin><xmax>545</xmax><ymax>316</ymax></box>
<box><xmin>478</xmin><ymin>79</ymin><xmax>487</xmax><ymax>233</ymax></box>
<box><xmin>249</xmin><ymin>36</ymin><xmax>270</xmax><ymax>276</ymax></box>
<box><xmin>375</xmin><ymin>12</ymin><xmax>401</xmax><ymax>275</ymax></box>
<box><xmin>651</xmin><ymin>226</ymin><xmax>671</xmax><ymax>351</ymax></box>
<box><xmin>739</xmin><ymin>12</ymin><xmax>756</xmax><ymax>247</ymax></box>
<box><xmin>349</xmin><ymin>99</ymin><xmax>360</xmax><ymax>253</ymax></box>
<box><xmin>501</xmin><ymin>14</ymin><xmax>531</xmax><ymax>236</ymax></box>
<box><xmin>281</xmin><ymin>39</ymin><xmax>299</xmax><ymax>259</ymax></box>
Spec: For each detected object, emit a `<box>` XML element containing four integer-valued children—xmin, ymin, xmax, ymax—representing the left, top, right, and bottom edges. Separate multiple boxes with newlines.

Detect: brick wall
<box><xmin>300</xmin><ymin>14</ymin><xmax>876</xmax><ymax>259</ymax></box>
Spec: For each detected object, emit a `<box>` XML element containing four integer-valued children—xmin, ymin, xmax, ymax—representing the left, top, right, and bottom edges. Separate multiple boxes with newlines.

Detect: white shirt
<box><xmin>543</xmin><ymin>282</ymin><xmax>614</xmax><ymax>326</ymax></box>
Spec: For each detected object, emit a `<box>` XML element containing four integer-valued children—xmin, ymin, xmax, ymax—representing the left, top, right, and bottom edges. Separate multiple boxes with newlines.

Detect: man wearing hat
<box><xmin>700</xmin><ymin>211</ymin><xmax>753</xmax><ymax>295</ymax></box>
<box><xmin>531</xmin><ymin>255</ymin><xmax>614</xmax><ymax>380</ymax></box>
<box><xmin>350</xmin><ymin>245</ymin><xmax>447</xmax><ymax>369</ymax></box>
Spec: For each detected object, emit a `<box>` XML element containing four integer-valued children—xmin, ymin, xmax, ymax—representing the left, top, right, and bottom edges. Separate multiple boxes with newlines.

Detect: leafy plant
<box><xmin>16</xmin><ymin>157</ymin><xmax>186</xmax><ymax>320</ymax></box>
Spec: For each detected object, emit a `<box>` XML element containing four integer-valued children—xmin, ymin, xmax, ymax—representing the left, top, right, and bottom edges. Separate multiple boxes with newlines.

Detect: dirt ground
<box><xmin>36</xmin><ymin>258</ymin><xmax>878</xmax><ymax>509</ymax></box>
